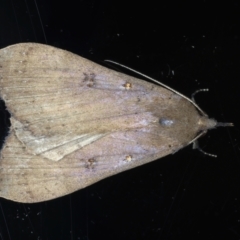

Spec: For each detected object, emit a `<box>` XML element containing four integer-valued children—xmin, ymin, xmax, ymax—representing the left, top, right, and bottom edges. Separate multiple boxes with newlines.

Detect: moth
<box><xmin>0</xmin><ymin>43</ymin><xmax>232</xmax><ymax>203</ymax></box>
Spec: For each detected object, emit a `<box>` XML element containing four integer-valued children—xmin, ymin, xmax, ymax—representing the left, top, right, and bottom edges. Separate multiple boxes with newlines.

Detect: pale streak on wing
<box><xmin>40</xmin><ymin>134</ymin><xmax>105</xmax><ymax>161</ymax></box>
<box><xmin>11</xmin><ymin>117</ymin><xmax>105</xmax><ymax>161</ymax></box>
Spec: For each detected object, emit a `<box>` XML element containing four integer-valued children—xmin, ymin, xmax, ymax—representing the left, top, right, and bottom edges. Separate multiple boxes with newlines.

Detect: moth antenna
<box><xmin>191</xmin><ymin>89</ymin><xmax>209</xmax><ymax>102</ymax></box>
<box><xmin>192</xmin><ymin>140</ymin><xmax>217</xmax><ymax>158</ymax></box>
<box><xmin>106</xmin><ymin>60</ymin><xmax>234</xmax><ymax>126</ymax></box>
<box><xmin>191</xmin><ymin>118</ymin><xmax>233</xmax><ymax>156</ymax></box>
<box><xmin>191</xmin><ymin>89</ymin><xmax>234</xmax><ymax>127</ymax></box>
<box><xmin>185</xmin><ymin>119</ymin><xmax>233</xmax><ymax>157</ymax></box>
<box><xmin>105</xmin><ymin>60</ymin><xmax>208</xmax><ymax>116</ymax></box>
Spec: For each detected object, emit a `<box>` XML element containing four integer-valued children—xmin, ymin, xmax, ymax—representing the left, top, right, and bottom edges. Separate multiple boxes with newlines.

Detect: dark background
<box><xmin>0</xmin><ymin>0</ymin><xmax>239</xmax><ymax>239</ymax></box>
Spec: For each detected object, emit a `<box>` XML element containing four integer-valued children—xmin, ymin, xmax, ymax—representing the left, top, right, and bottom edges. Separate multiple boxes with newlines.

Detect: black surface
<box><xmin>0</xmin><ymin>0</ymin><xmax>239</xmax><ymax>239</ymax></box>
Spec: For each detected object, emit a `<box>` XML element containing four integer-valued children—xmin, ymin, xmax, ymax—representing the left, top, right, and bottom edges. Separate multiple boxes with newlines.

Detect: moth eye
<box><xmin>159</xmin><ymin>118</ymin><xmax>174</xmax><ymax>127</ymax></box>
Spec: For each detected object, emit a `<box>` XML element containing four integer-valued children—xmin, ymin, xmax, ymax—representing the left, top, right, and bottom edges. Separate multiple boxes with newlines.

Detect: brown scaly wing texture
<box><xmin>0</xmin><ymin>43</ymin><xmax>201</xmax><ymax>202</ymax></box>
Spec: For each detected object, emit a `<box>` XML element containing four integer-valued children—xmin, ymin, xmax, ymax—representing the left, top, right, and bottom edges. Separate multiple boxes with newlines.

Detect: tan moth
<box><xmin>0</xmin><ymin>43</ymin><xmax>232</xmax><ymax>203</ymax></box>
